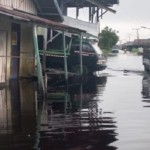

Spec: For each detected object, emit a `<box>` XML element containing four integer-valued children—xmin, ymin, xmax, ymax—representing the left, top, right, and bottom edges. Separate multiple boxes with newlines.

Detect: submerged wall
<box><xmin>20</xmin><ymin>23</ymin><xmax>35</xmax><ymax>77</ymax></box>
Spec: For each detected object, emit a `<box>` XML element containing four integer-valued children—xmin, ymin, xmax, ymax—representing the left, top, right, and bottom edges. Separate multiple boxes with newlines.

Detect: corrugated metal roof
<box><xmin>85</xmin><ymin>0</ymin><xmax>117</xmax><ymax>13</ymax></box>
<box><xmin>99</xmin><ymin>0</ymin><xmax>119</xmax><ymax>5</ymax></box>
<box><xmin>33</xmin><ymin>0</ymin><xmax>119</xmax><ymax>21</ymax></box>
<box><xmin>0</xmin><ymin>6</ymin><xmax>85</xmax><ymax>34</ymax></box>
<box><xmin>63</xmin><ymin>0</ymin><xmax>119</xmax><ymax>13</ymax></box>
<box><xmin>64</xmin><ymin>0</ymin><xmax>119</xmax><ymax>7</ymax></box>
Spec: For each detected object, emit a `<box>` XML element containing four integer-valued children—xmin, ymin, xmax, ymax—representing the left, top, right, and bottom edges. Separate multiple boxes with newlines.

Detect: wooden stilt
<box><xmin>43</xmin><ymin>28</ymin><xmax>48</xmax><ymax>94</ymax></box>
<box><xmin>33</xmin><ymin>25</ymin><xmax>45</xmax><ymax>94</ymax></box>
<box><xmin>43</xmin><ymin>28</ymin><xmax>48</xmax><ymax>74</ymax></box>
<box><xmin>63</xmin><ymin>31</ymin><xmax>68</xmax><ymax>80</ymax></box>
<box><xmin>79</xmin><ymin>34</ymin><xmax>83</xmax><ymax>76</ymax></box>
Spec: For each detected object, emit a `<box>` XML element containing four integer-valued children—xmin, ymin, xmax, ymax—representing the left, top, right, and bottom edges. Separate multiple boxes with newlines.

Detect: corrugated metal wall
<box><xmin>0</xmin><ymin>0</ymin><xmax>37</xmax><ymax>14</ymax></box>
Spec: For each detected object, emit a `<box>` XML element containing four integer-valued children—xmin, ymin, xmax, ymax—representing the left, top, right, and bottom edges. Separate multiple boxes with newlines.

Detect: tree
<box><xmin>98</xmin><ymin>26</ymin><xmax>119</xmax><ymax>51</ymax></box>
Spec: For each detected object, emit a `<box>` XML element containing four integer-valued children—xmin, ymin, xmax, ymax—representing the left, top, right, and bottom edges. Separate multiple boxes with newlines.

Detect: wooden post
<box><xmin>43</xmin><ymin>28</ymin><xmax>48</xmax><ymax>93</ymax></box>
<box><xmin>63</xmin><ymin>31</ymin><xmax>68</xmax><ymax>80</ymax></box>
<box><xmin>80</xmin><ymin>83</ymin><xmax>83</xmax><ymax>110</ymax></box>
<box><xmin>33</xmin><ymin>25</ymin><xmax>45</xmax><ymax>94</ymax></box>
<box><xmin>43</xmin><ymin>28</ymin><xmax>48</xmax><ymax>73</ymax></box>
<box><xmin>79</xmin><ymin>34</ymin><xmax>83</xmax><ymax>76</ymax></box>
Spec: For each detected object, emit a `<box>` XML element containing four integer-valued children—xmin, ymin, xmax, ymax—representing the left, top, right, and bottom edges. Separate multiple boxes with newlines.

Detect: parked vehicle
<box><xmin>143</xmin><ymin>48</ymin><xmax>150</xmax><ymax>72</ymax></box>
<box><xmin>109</xmin><ymin>48</ymin><xmax>119</xmax><ymax>56</ymax></box>
<box><xmin>137</xmin><ymin>47</ymin><xmax>143</xmax><ymax>55</ymax></box>
<box><xmin>38</xmin><ymin>33</ymin><xmax>107</xmax><ymax>75</ymax></box>
<box><xmin>67</xmin><ymin>39</ymin><xmax>107</xmax><ymax>74</ymax></box>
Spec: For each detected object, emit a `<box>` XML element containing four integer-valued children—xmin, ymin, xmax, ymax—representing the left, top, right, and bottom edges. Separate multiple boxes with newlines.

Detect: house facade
<box><xmin>0</xmin><ymin>0</ymin><xmax>37</xmax><ymax>82</ymax></box>
<box><xmin>0</xmin><ymin>0</ymin><xmax>87</xmax><ymax>94</ymax></box>
<box><xmin>0</xmin><ymin>0</ymin><xmax>119</xmax><ymax>87</ymax></box>
<box><xmin>35</xmin><ymin>0</ymin><xmax>119</xmax><ymax>37</ymax></box>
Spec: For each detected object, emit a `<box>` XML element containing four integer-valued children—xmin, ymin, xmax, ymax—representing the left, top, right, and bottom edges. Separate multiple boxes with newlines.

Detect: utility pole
<box><xmin>128</xmin><ymin>34</ymin><xmax>131</xmax><ymax>42</ymax></box>
<box><xmin>133</xmin><ymin>28</ymin><xmax>140</xmax><ymax>47</ymax></box>
<box><xmin>133</xmin><ymin>28</ymin><xmax>140</xmax><ymax>40</ymax></box>
<box><xmin>127</xmin><ymin>33</ymin><xmax>133</xmax><ymax>42</ymax></box>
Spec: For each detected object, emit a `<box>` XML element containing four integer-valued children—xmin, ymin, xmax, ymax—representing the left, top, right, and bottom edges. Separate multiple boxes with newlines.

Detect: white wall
<box><xmin>63</xmin><ymin>16</ymin><xmax>100</xmax><ymax>37</ymax></box>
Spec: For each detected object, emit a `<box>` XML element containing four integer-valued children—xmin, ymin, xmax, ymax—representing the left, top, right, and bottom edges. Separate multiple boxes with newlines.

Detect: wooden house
<box><xmin>0</xmin><ymin>0</ymin><xmax>37</xmax><ymax>83</ymax></box>
<box><xmin>35</xmin><ymin>0</ymin><xmax>119</xmax><ymax>85</ymax></box>
<box><xmin>0</xmin><ymin>0</ymin><xmax>119</xmax><ymax>92</ymax></box>
<box><xmin>0</xmin><ymin>0</ymin><xmax>85</xmax><ymax>92</ymax></box>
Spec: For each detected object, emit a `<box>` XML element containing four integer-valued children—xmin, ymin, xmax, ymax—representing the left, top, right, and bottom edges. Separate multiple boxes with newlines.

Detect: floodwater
<box><xmin>1</xmin><ymin>52</ymin><xmax>150</xmax><ymax>150</ymax></box>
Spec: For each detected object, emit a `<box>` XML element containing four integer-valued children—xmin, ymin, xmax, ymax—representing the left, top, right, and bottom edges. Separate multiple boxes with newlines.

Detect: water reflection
<box><xmin>142</xmin><ymin>73</ymin><xmax>150</xmax><ymax>107</ymax></box>
<box><xmin>0</xmin><ymin>75</ymin><xmax>118</xmax><ymax>150</ymax></box>
<box><xmin>39</xmin><ymin>75</ymin><xmax>118</xmax><ymax>150</ymax></box>
<box><xmin>0</xmin><ymin>80</ymin><xmax>38</xmax><ymax>150</ymax></box>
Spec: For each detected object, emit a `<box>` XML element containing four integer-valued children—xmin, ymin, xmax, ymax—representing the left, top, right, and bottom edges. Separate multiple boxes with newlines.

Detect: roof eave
<box><xmin>85</xmin><ymin>0</ymin><xmax>116</xmax><ymax>13</ymax></box>
<box><xmin>0</xmin><ymin>6</ymin><xmax>85</xmax><ymax>34</ymax></box>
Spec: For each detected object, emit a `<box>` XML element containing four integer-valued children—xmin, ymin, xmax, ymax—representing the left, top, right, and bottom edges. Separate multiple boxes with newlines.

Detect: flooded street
<box><xmin>1</xmin><ymin>52</ymin><xmax>150</xmax><ymax>150</ymax></box>
<box><xmin>97</xmin><ymin>53</ymin><xmax>150</xmax><ymax>150</ymax></box>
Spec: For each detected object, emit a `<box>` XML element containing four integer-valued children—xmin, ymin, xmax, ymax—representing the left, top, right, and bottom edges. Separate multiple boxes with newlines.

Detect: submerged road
<box><xmin>1</xmin><ymin>51</ymin><xmax>150</xmax><ymax>150</ymax></box>
<box><xmin>39</xmin><ymin>52</ymin><xmax>149</xmax><ymax>150</ymax></box>
<box><xmin>96</xmin><ymin>52</ymin><xmax>150</xmax><ymax>150</ymax></box>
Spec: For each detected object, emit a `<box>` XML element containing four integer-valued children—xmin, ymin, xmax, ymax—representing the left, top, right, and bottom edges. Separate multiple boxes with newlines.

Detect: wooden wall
<box><xmin>0</xmin><ymin>17</ymin><xmax>35</xmax><ymax>81</ymax></box>
<box><xmin>0</xmin><ymin>0</ymin><xmax>37</xmax><ymax>14</ymax></box>
<box><xmin>0</xmin><ymin>18</ymin><xmax>11</xmax><ymax>82</ymax></box>
<box><xmin>20</xmin><ymin>23</ymin><xmax>35</xmax><ymax>77</ymax></box>
<box><xmin>0</xmin><ymin>31</ymin><xmax>7</xmax><ymax>82</ymax></box>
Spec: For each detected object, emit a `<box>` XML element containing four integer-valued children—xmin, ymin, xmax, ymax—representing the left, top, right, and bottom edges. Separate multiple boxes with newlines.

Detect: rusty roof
<box><xmin>0</xmin><ymin>6</ymin><xmax>85</xmax><ymax>34</ymax></box>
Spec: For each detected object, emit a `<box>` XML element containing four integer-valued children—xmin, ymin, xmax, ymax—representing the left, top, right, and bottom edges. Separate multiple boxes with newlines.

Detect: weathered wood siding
<box><xmin>0</xmin><ymin>0</ymin><xmax>11</xmax><ymax>7</ymax></box>
<box><xmin>0</xmin><ymin>17</ymin><xmax>35</xmax><ymax>80</ymax></box>
<box><xmin>0</xmin><ymin>18</ymin><xmax>11</xmax><ymax>81</ymax></box>
<box><xmin>0</xmin><ymin>89</ymin><xmax>7</xmax><ymax>129</ymax></box>
<box><xmin>0</xmin><ymin>0</ymin><xmax>37</xmax><ymax>14</ymax></box>
<box><xmin>20</xmin><ymin>23</ymin><xmax>35</xmax><ymax>77</ymax></box>
<box><xmin>0</xmin><ymin>31</ymin><xmax>7</xmax><ymax>82</ymax></box>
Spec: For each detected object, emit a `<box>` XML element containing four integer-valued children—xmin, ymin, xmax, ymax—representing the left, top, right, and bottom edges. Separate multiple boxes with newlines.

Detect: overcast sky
<box><xmin>68</xmin><ymin>0</ymin><xmax>150</xmax><ymax>43</ymax></box>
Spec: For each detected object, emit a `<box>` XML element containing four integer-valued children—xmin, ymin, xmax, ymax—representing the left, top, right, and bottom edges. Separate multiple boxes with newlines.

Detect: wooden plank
<box><xmin>0</xmin><ymin>31</ymin><xmax>6</xmax><ymax>82</ymax></box>
<box><xmin>0</xmin><ymin>89</ymin><xmax>7</xmax><ymax>129</ymax></box>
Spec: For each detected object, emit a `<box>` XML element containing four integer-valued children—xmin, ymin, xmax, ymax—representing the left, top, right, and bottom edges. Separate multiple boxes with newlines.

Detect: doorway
<box><xmin>11</xmin><ymin>23</ymin><xmax>20</xmax><ymax>79</ymax></box>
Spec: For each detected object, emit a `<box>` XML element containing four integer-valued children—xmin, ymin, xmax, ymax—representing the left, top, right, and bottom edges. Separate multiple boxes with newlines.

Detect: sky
<box><xmin>68</xmin><ymin>0</ymin><xmax>150</xmax><ymax>43</ymax></box>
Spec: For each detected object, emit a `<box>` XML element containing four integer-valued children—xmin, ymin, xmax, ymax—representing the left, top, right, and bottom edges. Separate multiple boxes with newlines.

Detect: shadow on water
<box><xmin>39</xmin><ymin>75</ymin><xmax>118</xmax><ymax>150</ymax></box>
<box><xmin>0</xmin><ymin>75</ymin><xmax>118</xmax><ymax>150</ymax></box>
<box><xmin>142</xmin><ymin>72</ymin><xmax>150</xmax><ymax>107</ymax></box>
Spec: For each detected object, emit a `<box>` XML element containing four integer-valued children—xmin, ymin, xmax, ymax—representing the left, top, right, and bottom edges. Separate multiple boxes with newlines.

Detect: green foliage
<box><xmin>131</xmin><ymin>48</ymin><xmax>138</xmax><ymax>53</ymax></box>
<box><xmin>98</xmin><ymin>26</ymin><xmax>119</xmax><ymax>51</ymax></box>
<box><xmin>101</xmin><ymin>49</ymin><xmax>110</xmax><ymax>56</ymax></box>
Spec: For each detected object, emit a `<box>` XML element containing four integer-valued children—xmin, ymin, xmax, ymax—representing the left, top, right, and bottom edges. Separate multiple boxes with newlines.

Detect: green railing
<box><xmin>39</xmin><ymin>48</ymin><xmax>70</xmax><ymax>56</ymax></box>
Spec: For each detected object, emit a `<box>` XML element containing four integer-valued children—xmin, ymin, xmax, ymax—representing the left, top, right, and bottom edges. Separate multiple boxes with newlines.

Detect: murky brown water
<box><xmin>0</xmin><ymin>52</ymin><xmax>150</xmax><ymax>150</ymax></box>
